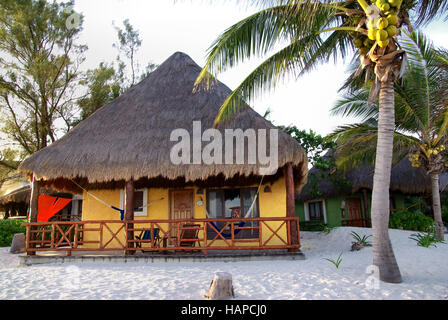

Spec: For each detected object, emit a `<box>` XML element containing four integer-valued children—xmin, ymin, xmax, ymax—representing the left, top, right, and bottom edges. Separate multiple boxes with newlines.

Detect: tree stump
<box><xmin>204</xmin><ymin>272</ymin><xmax>235</xmax><ymax>300</ymax></box>
<box><xmin>10</xmin><ymin>233</ymin><xmax>26</xmax><ymax>254</ymax></box>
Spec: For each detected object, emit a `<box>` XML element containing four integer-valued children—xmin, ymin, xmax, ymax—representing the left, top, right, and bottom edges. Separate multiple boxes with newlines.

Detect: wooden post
<box><xmin>363</xmin><ymin>189</ymin><xmax>370</xmax><ymax>227</ymax></box>
<box><xmin>284</xmin><ymin>162</ymin><xmax>299</xmax><ymax>251</ymax></box>
<box><xmin>27</xmin><ymin>175</ymin><xmax>40</xmax><ymax>256</ymax></box>
<box><xmin>204</xmin><ymin>272</ymin><xmax>235</xmax><ymax>300</ymax></box>
<box><xmin>124</xmin><ymin>179</ymin><xmax>135</xmax><ymax>255</ymax></box>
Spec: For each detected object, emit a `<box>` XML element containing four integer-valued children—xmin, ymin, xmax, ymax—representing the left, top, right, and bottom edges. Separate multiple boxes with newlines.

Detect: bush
<box><xmin>389</xmin><ymin>210</ymin><xmax>434</xmax><ymax>232</ymax></box>
<box><xmin>0</xmin><ymin>219</ymin><xmax>27</xmax><ymax>247</ymax></box>
<box><xmin>442</xmin><ymin>205</ymin><xmax>448</xmax><ymax>226</ymax></box>
<box><xmin>300</xmin><ymin>220</ymin><xmax>327</xmax><ymax>232</ymax></box>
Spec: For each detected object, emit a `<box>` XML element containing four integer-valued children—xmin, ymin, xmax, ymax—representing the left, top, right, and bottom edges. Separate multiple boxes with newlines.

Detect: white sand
<box><xmin>0</xmin><ymin>227</ymin><xmax>447</xmax><ymax>300</ymax></box>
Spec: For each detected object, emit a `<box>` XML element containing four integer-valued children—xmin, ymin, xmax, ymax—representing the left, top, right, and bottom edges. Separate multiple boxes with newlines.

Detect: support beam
<box><xmin>124</xmin><ymin>179</ymin><xmax>135</xmax><ymax>255</ymax></box>
<box><xmin>27</xmin><ymin>175</ymin><xmax>40</xmax><ymax>256</ymax></box>
<box><xmin>284</xmin><ymin>162</ymin><xmax>299</xmax><ymax>251</ymax></box>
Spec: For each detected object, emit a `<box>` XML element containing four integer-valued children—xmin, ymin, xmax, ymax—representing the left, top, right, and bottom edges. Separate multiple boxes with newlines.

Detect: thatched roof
<box><xmin>0</xmin><ymin>174</ymin><xmax>30</xmax><ymax>205</ymax></box>
<box><xmin>19</xmin><ymin>52</ymin><xmax>307</xmax><ymax>192</ymax></box>
<box><xmin>296</xmin><ymin>157</ymin><xmax>448</xmax><ymax>202</ymax></box>
<box><xmin>0</xmin><ymin>186</ymin><xmax>30</xmax><ymax>205</ymax></box>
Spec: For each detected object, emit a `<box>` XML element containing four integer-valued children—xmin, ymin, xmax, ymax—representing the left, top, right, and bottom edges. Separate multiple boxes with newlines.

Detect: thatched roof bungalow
<box><xmin>296</xmin><ymin>156</ymin><xmax>448</xmax><ymax>228</ymax></box>
<box><xmin>18</xmin><ymin>52</ymin><xmax>308</xmax><ymax>255</ymax></box>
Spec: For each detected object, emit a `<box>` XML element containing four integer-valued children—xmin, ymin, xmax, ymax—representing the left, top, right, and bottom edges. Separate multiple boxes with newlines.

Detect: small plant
<box><xmin>323</xmin><ymin>225</ymin><xmax>335</xmax><ymax>235</ymax></box>
<box><xmin>409</xmin><ymin>226</ymin><xmax>445</xmax><ymax>248</ymax></box>
<box><xmin>324</xmin><ymin>252</ymin><xmax>343</xmax><ymax>269</ymax></box>
<box><xmin>351</xmin><ymin>231</ymin><xmax>372</xmax><ymax>246</ymax></box>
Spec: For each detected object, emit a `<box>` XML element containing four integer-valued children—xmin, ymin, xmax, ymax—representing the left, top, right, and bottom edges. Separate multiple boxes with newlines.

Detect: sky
<box><xmin>72</xmin><ymin>0</ymin><xmax>448</xmax><ymax>136</ymax></box>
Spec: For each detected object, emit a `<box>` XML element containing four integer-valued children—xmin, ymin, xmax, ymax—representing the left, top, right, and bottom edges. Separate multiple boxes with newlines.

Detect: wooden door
<box><xmin>170</xmin><ymin>190</ymin><xmax>194</xmax><ymax>238</ymax></box>
<box><xmin>346</xmin><ymin>198</ymin><xmax>365</xmax><ymax>227</ymax></box>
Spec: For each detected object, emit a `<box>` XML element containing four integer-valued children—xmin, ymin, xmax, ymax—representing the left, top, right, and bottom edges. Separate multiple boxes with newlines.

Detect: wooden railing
<box><xmin>22</xmin><ymin>217</ymin><xmax>300</xmax><ymax>255</ymax></box>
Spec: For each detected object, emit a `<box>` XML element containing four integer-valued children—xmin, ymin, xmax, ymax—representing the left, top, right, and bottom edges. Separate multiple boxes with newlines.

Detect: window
<box><xmin>206</xmin><ymin>188</ymin><xmax>259</xmax><ymax>239</ymax></box>
<box><xmin>120</xmin><ymin>188</ymin><xmax>148</xmax><ymax>217</ymax></box>
<box><xmin>308</xmin><ymin>201</ymin><xmax>324</xmax><ymax>221</ymax></box>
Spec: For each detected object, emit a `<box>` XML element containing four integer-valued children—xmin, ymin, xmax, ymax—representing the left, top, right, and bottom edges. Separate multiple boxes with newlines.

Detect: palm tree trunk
<box><xmin>371</xmin><ymin>77</ymin><xmax>402</xmax><ymax>283</ymax></box>
<box><xmin>430</xmin><ymin>173</ymin><xmax>445</xmax><ymax>241</ymax></box>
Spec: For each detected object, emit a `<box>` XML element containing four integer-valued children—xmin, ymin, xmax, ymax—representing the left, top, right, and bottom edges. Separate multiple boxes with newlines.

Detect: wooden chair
<box><xmin>178</xmin><ymin>223</ymin><xmax>201</xmax><ymax>252</ymax></box>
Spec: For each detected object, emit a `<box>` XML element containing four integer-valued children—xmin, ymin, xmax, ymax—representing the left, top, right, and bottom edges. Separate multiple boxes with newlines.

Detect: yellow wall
<box><xmin>80</xmin><ymin>177</ymin><xmax>291</xmax><ymax>249</ymax></box>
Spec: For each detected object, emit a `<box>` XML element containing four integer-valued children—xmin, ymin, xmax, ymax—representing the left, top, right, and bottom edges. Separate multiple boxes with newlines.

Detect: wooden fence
<box><xmin>22</xmin><ymin>217</ymin><xmax>300</xmax><ymax>255</ymax></box>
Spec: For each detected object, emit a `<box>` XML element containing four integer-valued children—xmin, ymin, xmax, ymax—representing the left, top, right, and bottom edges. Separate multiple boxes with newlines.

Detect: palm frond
<box><xmin>213</xmin><ymin>32</ymin><xmax>329</xmax><ymax>125</ymax></box>
<box><xmin>195</xmin><ymin>2</ymin><xmax>337</xmax><ymax>89</ymax></box>
<box><xmin>411</xmin><ymin>0</ymin><xmax>448</xmax><ymax>27</ymax></box>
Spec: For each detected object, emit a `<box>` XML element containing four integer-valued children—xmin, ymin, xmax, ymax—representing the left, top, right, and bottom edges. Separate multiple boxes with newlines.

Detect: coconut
<box><xmin>368</xmin><ymin>29</ymin><xmax>377</xmax><ymax>40</ymax></box>
<box><xmin>377</xmin><ymin>17</ymin><xmax>389</xmax><ymax>29</ymax></box>
<box><xmin>363</xmin><ymin>38</ymin><xmax>373</xmax><ymax>47</ymax></box>
<box><xmin>354</xmin><ymin>38</ymin><xmax>364</xmax><ymax>48</ymax></box>
<box><xmin>387</xmin><ymin>25</ymin><xmax>397</xmax><ymax>37</ymax></box>
<box><xmin>376</xmin><ymin>29</ymin><xmax>388</xmax><ymax>41</ymax></box>
<box><xmin>378</xmin><ymin>39</ymin><xmax>389</xmax><ymax>48</ymax></box>
<box><xmin>381</xmin><ymin>3</ymin><xmax>390</xmax><ymax>11</ymax></box>
<box><xmin>388</xmin><ymin>0</ymin><xmax>401</xmax><ymax>7</ymax></box>
<box><xmin>387</xmin><ymin>14</ymin><xmax>398</xmax><ymax>25</ymax></box>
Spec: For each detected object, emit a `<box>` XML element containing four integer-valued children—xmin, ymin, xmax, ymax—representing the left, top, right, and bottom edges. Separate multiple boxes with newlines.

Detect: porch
<box><xmin>22</xmin><ymin>216</ymin><xmax>301</xmax><ymax>257</ymax></box>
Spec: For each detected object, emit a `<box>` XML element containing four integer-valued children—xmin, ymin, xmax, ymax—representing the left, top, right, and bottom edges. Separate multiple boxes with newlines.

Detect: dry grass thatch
<box><xmin>297</xmin><ymin>157</ymin><xmax>448</xmax><ymax>202</ymax></box>
<box><xmin>19</xmin><ymin>52</ymin><xmax>308</xmax><ymax>192</ymax></box>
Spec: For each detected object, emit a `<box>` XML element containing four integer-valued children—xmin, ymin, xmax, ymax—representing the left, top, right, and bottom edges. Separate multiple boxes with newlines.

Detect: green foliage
<box><xmin>279</xmin><ymin>126</ymin><xmax>351</xmax><ymax>197</ymax></box>
<box><xmin>278</xmin><ymin>127</ymin><xmax>336</xmax><ymax>166</ymax></box>
<box><xmin>389</xmin><ymin>210</ymin><xmax>435</xmax><ymax>232</ymax></box>
<box><xmin>351</xmin><ymin>231</ymin><xmax>372</xmax><ymax>246</ymax></box>
<box><xmin>324</xmin><ymin>252</ymin><xmax>343</xmax><ymax>269</ymax></box>
<box><xmin>300</xmin><ymin>220</ymin><xmax>327</xmax><ymax>232</ymax></box>
<box><xmin>404</xmin><ymin>196</ymin><xmax>432</xmax><ymax>215</ymax></box>
<box><xmin>0</xmin><ymin>219</ymin><xmax>26</xmax><ymax>247</ymax></box>
<box><xmin>440</xmin><ymin>196</ymin><xmax>448</xmax><ymax>226</ymax></box>
<box><xmin>409</xmin><ymin>226</ymin><xmax>445</xmax><ymax>248</ymax></box>
<box><xmin>76</xmin><ymin>63</ymin><xmax>120</xmax><ymax>123</ymax></box>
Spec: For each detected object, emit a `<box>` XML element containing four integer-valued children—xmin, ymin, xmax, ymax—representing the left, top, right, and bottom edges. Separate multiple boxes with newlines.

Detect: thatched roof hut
<box><xmin>296</xmin><ymin>157</ymin><xmax>448</xmax><ymax>202</ymax></box>
<box><xmin>19</xmin><ymin>52</ymin><xmax>307</xmax><ymax>192</ymax></box>
<box><xmin>0</xmin><ymin>174</ymin><xmax>30</xmax><ymax>206</ymax></box>
<box><xmin>0</xmin><ymin>173</ymin><xmax>71</xmax><ymax>207</ymax></box>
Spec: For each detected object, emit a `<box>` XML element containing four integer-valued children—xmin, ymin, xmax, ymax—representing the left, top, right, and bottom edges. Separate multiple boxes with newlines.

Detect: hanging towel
<box><xmin>37</xmin><ymin>195</ymin><xmax>72</xmax><ymax>222</ymax></box>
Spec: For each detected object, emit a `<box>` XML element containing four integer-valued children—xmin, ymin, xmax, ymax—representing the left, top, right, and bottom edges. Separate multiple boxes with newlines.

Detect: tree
<box><xmin>113</xmin><ymin>19</ymin><xmax>158</xmax><ymax>92</ymax></box>
<box><xmin>194</xmin><ymin>0</ymin><xmax>447</xmax><ymax>283</ymax></box>
<box><xmin>330</xmin><ymin>32</ymin><xmax>448</xmax><ymax>240</ymax></box>
<box><xmin>77</xmin><ymin>20</ymin><xmax>157</xmax><ymax>121</ymax></box>
<box><xmin>75</xmin><ymin>63</ymin><xmax>120</xmax><ymax>123</ymax></box>
<box><xmin>0</xmin><ymin>0</ymin><xmax>86</xmax><ymax>155</ymax></box>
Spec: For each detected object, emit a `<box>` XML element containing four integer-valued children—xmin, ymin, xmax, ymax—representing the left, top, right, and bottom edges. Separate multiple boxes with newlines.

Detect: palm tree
<box><xmin>330</xmin><ymin>31</ymin><xmax>448</xmax><ymax>240</ymax></box>
<box><xmin>194</xmin><ymin>0</ymin><xmax>447</xmax><ymax>283</ymax></box>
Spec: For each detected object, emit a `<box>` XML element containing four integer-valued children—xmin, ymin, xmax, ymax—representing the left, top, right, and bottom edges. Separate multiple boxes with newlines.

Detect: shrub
<box><xmin>442</xmin><ymin>206</ymin><xmax>448</xmax><ymax>226</ymax></box>
<box><xmin>0</xmin><ymin>219</ymin><xmax>27</xmax><ymax>247</ymax></box>
<box><xmin>389</xmin><ymin>210</ymin><xmax>434</xmax><ymax>232</ymax></box>
<box><xmin>300</xmin><ymin>220</ymin><xmax>327</xmax><ymax>232</ymax></box>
